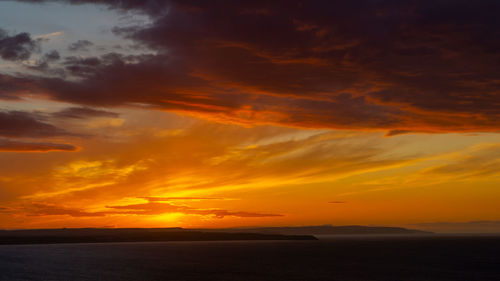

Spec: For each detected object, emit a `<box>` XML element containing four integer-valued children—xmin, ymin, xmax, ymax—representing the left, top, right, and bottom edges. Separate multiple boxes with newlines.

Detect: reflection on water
<box><xmin>1</xmin><ymin>236</ymin><xmax>499</xmax><ymax>281</ymax></box>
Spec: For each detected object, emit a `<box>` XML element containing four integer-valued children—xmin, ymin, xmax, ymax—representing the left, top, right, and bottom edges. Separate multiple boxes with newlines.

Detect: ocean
<box><xmin>1</xmin><ymin>235</ymin><xmax>499</xmax><ymax>281</ymax></box>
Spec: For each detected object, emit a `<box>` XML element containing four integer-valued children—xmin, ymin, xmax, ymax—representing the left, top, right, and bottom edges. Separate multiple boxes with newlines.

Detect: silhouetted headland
<box><xmin>193</xmin><ymin>225</ymin><xmax>433</xmax><ymax>235</ymax></box>
<box><xmin>0</xmin><ymin>225</ymin><xmax>433</xmax><ymax>245</ymax></box>
<box><xmin>0</xmin><ymin>228</ymin><xmax>317</xmax><ymax>245</ymax></box>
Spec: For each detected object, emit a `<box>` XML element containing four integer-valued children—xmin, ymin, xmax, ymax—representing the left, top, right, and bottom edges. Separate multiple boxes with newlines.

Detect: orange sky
<box><xmin>0</xmin><ymin>0</ymin><xmax>499</xmax><ymax>232</ymax></box>
<box><xmin>1</xmin><ymin>105</ymin><xmax>499</xmax><ymax>231</ymax></box>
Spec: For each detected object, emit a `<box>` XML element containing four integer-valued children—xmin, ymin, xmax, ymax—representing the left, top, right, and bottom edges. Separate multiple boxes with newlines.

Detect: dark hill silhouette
<box><xmin>193</xmin><ymin>225</ymin><xmax>432</xmax><ymax>235</ymax></box>
<box><xmin>0</xmin><ymin>228</ymin><xmax>316</xmax><ymax>245</ymax></box>
<box><xmin>0</xmin><ymin>225</ymin><xmax>431</xmax><ymax>245</ymax></box>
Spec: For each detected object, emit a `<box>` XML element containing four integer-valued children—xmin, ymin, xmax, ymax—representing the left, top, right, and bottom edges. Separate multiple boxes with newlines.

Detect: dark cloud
<box><xmin>0</xmin><ymin>74</ymin><xmax>36</xmax><ymax>100</ymax></box>
<box><xmin>44</xmin><ymin>50</ymin><xmax>61</xmax><ymax>61</ymax></box>
<box><xmin>27</xmin><ymin>50</ymin><xmax>61</xmax><ymax>71</ymax></box>
<box><xmin>16</xmin><ymin>0</ymin><xmax>169</xmax><ymax>16</ymax></box>
<box><xmin>0</xmin><ymin>110</ymin><xmax>72</xmax><ymax>138</ymax></box>
<box><xmin>34</xmin><ymin>53</ymin><xmax>210</xmax><ymax>106</ymax></box>
<box><xmin>328</xmin><ymin>201</ymin><xmax>346</xmax><ymax>204</ymax></box>
<box><xmin>62</xmin><ymin>55</ymin><xmax>102</xmax><ymax>76</ymax></box>
<box><xmin>23</xmin><ymin>201</ymin><xmax>282</xmax><ymax>219</ymax></box>
<box><xmin>52</xmin><ymin>107</ymin><xmax>119</xmax><ymax>119</ymax></box>
<box><xmin>0</xmin><ymin>139</ymin><xmax>77</xmax><ymax>152</ymax></box>
<box><xmin>106</xmin><ymin>202</ymin><xmax>282</xmax><ymax>218</ymax></box>
<box><xmin>0</xmin><ymin>28</ymin><xmax>39</xmax><ymax>61</ymax></box>
<box><xmin>27</xmin><ymin>203</ymin><xmax>107</xmax><ymax>217</ymax></box>
<box><xmin>67</xmin><ymin>39</ymin><xmax>94</xmax><ymax>52</ymax></box>
<box><xmin>385</xmin><ymin>130</ymin><xmax>413</xmax><ymax>137</ymax></box>
<box><xmin>5</xmin><ymin>0</ymin><xmax>500</xmax><ymax>132</ymax></box>
<box><xmin>141</xmin><ymin>197</ymin><xmax>221</xmax><ymax>201</ymax></box>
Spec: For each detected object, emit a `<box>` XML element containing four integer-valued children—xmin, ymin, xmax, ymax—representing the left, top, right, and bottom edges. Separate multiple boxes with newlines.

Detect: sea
<box><xmin>1</xmin><ymin>235</ymin><xmax>499</xmax><ymax>281</ymax></box>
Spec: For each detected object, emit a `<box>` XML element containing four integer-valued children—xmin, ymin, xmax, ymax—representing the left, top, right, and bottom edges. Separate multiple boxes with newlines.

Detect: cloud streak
<box><xmin>106</xmin><ymin>201</ymin><xmax>282</xmax><ymax>218</ymax></box>
<box><xmin>0</xmin><ymin>139</ymin><xmax>77</xmax><ymax>152</ymax></box>
<box><xmin>52</xmin><ymin>107</ymin><xmax>119</xmax><ymax>119</ymax></box>
<box><xmin>422</xmin><ymin>144</ymin><xmax>500</xmax><ymax>179</ymax></box>
<box><xmin>141</xmin><ymin>197</ymin><xmax>222</xmax><ymax>201</ymax></box>
<box><xmin>20</xmin><ymin>200</ymin><xmax>282</xmax><ymax>219</ymax></box>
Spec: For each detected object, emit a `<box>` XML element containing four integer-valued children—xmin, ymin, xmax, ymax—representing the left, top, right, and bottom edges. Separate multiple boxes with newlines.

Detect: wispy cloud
<box><xmin>34</xmin><ymin>31</ymin><xmax>63</xmax><ymax>40</ymax></box>
<box><xmin>421</xmin><ymin>143</ymin><xmax>500</xmax><ymax>179</ymax></box>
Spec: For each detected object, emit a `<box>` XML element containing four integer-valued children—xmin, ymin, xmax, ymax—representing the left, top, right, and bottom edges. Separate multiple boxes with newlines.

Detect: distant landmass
<box><xmin>0</xmin><ymin>225</ymin><xmax>431</xmax><ymax>245</ymax></box>
<box><xmin>193</xmin><ymin>225</ymin><xmax>433</xmax><ymax>235</ymax></box>
<box><xmin>0</xmin><ymin>228</ymin><xmax>316</xmax><ymax>245</ymax></box>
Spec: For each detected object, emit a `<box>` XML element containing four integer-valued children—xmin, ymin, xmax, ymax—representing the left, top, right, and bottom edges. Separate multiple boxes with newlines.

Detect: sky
<box><xmin>0</xmin><ymin>0</ymin><xmax>499</xmax><ymax>233</ymax></box>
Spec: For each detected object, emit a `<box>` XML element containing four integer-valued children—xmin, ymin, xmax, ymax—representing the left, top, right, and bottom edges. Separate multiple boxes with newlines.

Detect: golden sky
<box><xmin>0</xmin><ymin>0</ymin><xmax>499</xmax><ymax>232</ymax></box>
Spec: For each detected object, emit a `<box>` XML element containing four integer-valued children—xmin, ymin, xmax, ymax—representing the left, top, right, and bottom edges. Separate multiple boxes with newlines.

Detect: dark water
<box><xmin>1</xmin><ymin>235</ymin><xmax>499</xmax><ymax>281</ymax></box>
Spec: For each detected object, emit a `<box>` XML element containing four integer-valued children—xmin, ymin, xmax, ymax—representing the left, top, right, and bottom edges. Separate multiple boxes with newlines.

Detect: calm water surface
<box><xmin>1</xmin><ymin>235</ymin><xmax>499</xmax><ymax>281</ymax></box>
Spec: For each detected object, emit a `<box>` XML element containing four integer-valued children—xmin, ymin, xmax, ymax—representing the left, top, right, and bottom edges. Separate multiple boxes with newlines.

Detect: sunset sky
<box><xmin>0</xmin><ymin>0</ymin><xmax>499</xmax><ymax>232</ymax></box>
